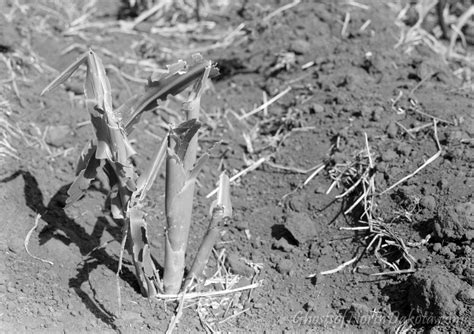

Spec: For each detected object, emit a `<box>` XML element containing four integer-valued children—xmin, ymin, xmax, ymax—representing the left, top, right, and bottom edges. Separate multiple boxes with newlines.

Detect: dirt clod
<box><xmin>276</xmin><ymin>259</ymin><xmax>294</xmax><ymax>275</ymax></box>
<box><xmin>290</xmin><ymin>39</ymin><xmax>310</xmax><ymax>55</ymax></box>
<box><xmin>346</xmin><ymin>303</ymin><xmax>370</xmax><ymax>325</ymax></box>
<box><xmin>381</xmin><ymin>149</ymin><xmax>397</xmax><ymax>162</ymax></box>
<box><xmin>408</xmin><ymin>266</ymin><xmax>468</xmax><ymax>317</ymax></box>
<box><xmin>464</xmin><ymin>268</ymin><xmax>474</xmax><ymax>285</ymax></box>
<box><xmin>288</xmin><ymin>195</ymin><xmax>305</xmax><ymax>212</ymax></box>
<box><xmin>225</xmin><ymin>253</ymin><xmax>253</xmax><ymax>277</ymax></box>
<box><xmin>45</xmin><ymin>125</ymin><xmax>72</xmax><ymax>148</ymax></box>
<box><xmin>371</xmin><ymin>106</ymin><xmax>383</xmax><ymax>122</ymax></box>
<box><xmin>420</xmin><ymin>195</ymin><xmax>436</xmax><ymax>211</ymax></box>
<box><xmin>284</xmin><ymin>211</ymin><xmax>317</xmax><ymax>244</ymax></box>
<box><xmin>386</xmin><ymin>122</ymin><xmax>398</xmax><ymax>138</ymax></box>
<box><xmin>396</xmin><ymin>142</ymin><xmax>412</xmax><ymax>156</ymax></box>
<box><xmin>272</xmin><ymin>238</ymin><xmax>294</xmax><ymax>253</ymax></box>
<box><xmin>456</xmin><ymin>287</ymin><xmax>474</xmax><ymax>305</ymax></box>
<box><xmin>434</xmin><ymin>201</ymin><xmax>474</xmax><ymax>241</ymax></box>
<box><xmin>310</xmin><ymin>103</ymin><xmax>325</xmax><ymax>114</ymax></box>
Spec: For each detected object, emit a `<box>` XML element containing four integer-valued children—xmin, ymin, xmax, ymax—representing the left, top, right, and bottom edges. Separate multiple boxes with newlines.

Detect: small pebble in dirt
<box><xmin>253</xmin><ymin>302</ymin><xmax>265</xmax><ymax>309</ymax></box>
<box><xmin>360</xmin><ymin>105</ymin><xmax>371</xmax><ymax>119</ymax></box>
<box><xmin>346</xmin><ymin>303</ymin><xmax>370</xmax><ymax>325</ymax></box>
<box><xmin>251</xmin><ymin>236</ymin><xmax>263</xmax><ymax>249</ymax></box>
<box><xmin>437</xmin><ymin>178</ymin><xmax>449</xmax><ymax>190</ymax></box>
<box><xmin>314</xmin><ymin>186</ymin><xmax>326</xmax><ymax>194</ymax></box>
<box><xmin>432</xmin><ymin>242</ymin><xmax>442</xmax><ymax>252</ymax></box>
<box><xmin>452</xmin><ymin>263</ymin><xmax>464</xmax><ymax>275</ymax></box>
<box><xmin>310</xmin><ymin>103</ymin><xmax>325</xmax><ymax>114</ymax></box>
<box><xmin>420</xmin><ymin>195</ymin><xmax>436</xmax><ymax>211</ymax></box>
<box><xmin>272</xmin><ymin>238</ymin><xmax>294</xmax><ymax>253</ymax></box>
<box><xmin>276</xmin><ymin>259</ymin><xmax>294</xmax><ymax>275</ymax></box>
<box><xmin>462</xmin><ymin>245</ymin><xmax>472</xmax><ymax>256</ymax></box>
<box><xmin>446</xmin><ymin>130</ymin><xmax>464</xmax><ymax>144</ymax></box>
<box><xmin>290</xmin><ymin>39</ymin><xmax>310</xmax><ymax>55</ymax></box>
<box><xmin>417</xmin><ymin>257</ymin><xmax>427</xmax><ymax>267</ymax></box>
<box><xmin>439</xmin><ymin>246</ymin><xmax>455</xmax><ymax>259</ymax></box>
<box><xmin>371</xmin><ymin>106</ymin><xmax>383</xmax><ymax>122</ymax></box>
<box><xmin>308</xmin><ymin>242</ymin><xmax>321</xmax><ymax>259</ymax></box>
<box><xmin>374</xmin><ymin>172</ymin><xmax>386</xmax><ymax>189</ymax></box>
<box><xmin>381</xmin><ymin>149</ymin><xmax>397</xmax><ymax>162</ymax></box>
<box><xmin>386</xmin><ymin>121</ymin><xmax>398</xmax><ymax>138</ymax></box>
<box><xmin>304</xmin><ymin>300</ymin><xmax>316</xmax><ymax>311</ymax></box>
<box><xmin>396</xmin><ymin>142</ymin><xmax>412</xmax><ymax>156</ymax></box>
<box><xmin>447</xmin><ymin>242</ymin><xmax>458</xmax><ymax>252</ymax></box>
<box><xmin>7</xmin><ymin>284</ymin><xmax>16</xmax><ymax>293</ymax></box>
<box><xmin>234</xmin><ymin>218</ymin><xmax>249</xmax><ymax>231</ymax></box>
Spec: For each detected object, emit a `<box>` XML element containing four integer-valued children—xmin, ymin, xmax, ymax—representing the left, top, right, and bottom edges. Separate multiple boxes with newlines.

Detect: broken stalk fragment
<box><xmin>185</xmin><ymin>172</ymin><xmax>232</xmax><ymax>289</ymax></box>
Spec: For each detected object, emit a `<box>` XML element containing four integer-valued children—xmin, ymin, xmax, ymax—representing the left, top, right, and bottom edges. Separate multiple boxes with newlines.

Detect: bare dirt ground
<box><xmin>0</xmin><ymin>0</ymin><xmax>473</xmax><ymax>333</ymax></box>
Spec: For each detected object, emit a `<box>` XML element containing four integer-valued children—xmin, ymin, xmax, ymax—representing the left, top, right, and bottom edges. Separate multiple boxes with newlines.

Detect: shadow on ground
<box><xmin>1</xmin><ymin>170</ymin><xmax>142</xmax><ymax>328</ymax></box>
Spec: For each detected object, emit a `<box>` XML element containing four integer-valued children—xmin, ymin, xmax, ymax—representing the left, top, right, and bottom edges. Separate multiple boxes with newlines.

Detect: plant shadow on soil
<box><xmin>1</xmin><ymin>170</ymin><xmax>144</xmax><ymax>328</ymax></box>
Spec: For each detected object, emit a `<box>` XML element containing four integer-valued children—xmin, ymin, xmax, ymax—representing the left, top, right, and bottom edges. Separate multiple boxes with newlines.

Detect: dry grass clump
<box><xmin>307</xmin><ymin>125</ymin><xmax>441</xmax><ymax>278</ymax></box>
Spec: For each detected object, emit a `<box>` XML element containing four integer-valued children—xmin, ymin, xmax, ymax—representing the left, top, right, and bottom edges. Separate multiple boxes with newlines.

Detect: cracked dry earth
<box><xmin>0</xmin><ymin>0</ymin><xmax>473</xmax><ymax>333</ymax></box>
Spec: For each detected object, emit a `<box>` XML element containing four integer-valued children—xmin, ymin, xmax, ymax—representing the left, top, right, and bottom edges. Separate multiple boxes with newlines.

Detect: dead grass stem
<box><xmin>312</xmin><ymin>133</ymin><xmax>425</xmax><ymax>277</ymax></box>
<box><xmin>24</xmin><ymin>214</ymin><xmax>54</xmax><ymax>266</ymax></box>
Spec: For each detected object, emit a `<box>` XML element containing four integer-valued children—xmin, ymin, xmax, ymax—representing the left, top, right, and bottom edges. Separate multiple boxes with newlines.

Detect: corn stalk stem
<box><xmin>162</xmin><ymin>64</ymin><xmax>211</xmax><ymax>293</ymax></box>
<box><xmin>163</xmin><ymin>132</ymin><xmax>199</xmax><ymax>293</ymax></box>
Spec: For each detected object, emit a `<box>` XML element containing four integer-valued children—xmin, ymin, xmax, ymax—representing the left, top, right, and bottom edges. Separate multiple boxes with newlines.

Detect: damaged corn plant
<box><xmin>41</xmin><ymin>50</ymin><xmax>233</xmax><ymax>298</ymax></box>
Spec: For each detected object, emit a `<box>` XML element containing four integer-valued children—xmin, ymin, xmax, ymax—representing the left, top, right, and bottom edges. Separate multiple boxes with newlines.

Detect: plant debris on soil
<box><xmin>0</xmin><ymin>0</ymin><xmax>473</xmax><ymax>333</ymax></box>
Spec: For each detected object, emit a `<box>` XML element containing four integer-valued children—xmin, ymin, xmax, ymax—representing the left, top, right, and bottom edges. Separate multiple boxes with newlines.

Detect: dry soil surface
<box><xmin>0</xmin><ymin>0</ymin><xmax>473</xmax><ymax>333</ymax></box>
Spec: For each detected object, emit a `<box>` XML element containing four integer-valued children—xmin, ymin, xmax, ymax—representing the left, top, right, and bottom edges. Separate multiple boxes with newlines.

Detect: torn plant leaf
<box><xmin>83</xmin><ymin>52</ymin><xmax>136</xmax><ymax>166</ymax></box>
<box><xmin>128</xmin><ymin>204</ymin><xmax>161</xmax><ymax>296</ymax></box>
<box><xmin>181</xmin><ymin>61</ymin><xmax>212</xmax><ymax>171</ymax></box>
<box><xmin>169</xmin><ymin>119</ymin><xmax>201</xmax><ymax>163</ymax></box>
<box><xmin>66</xmin><ymin>141</ymin><xmax>103</xmax><ymax>207</ymax></box>
<box><xmin>41</xmin><ymin>49</ymin><xmax>136</xmax><ymax>167</ymax></box>
<box><xmin>40</xmin><ymin>51</ymin><xmax>89</xmax><ymax>96</ymax></box>
<box><xmin>135</xmin><ymin>133</ymin><xmax>168</xmax><ymax>202</ymax></box>
<box><xmin>122</xmin><ymin>58</ymin><xmax>219</xmax><ymax>132</ymax></box>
